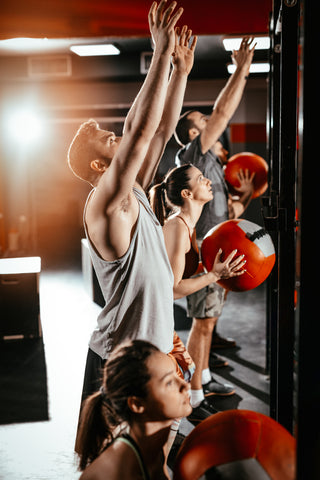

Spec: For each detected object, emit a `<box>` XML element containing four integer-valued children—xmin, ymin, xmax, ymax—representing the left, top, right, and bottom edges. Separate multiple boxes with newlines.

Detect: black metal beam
<box><xmin>275</xmin><ymin>0</ymin><xmax>299</xmax><ymax>433</ymax></box>
<box><xmin>264</xmin><ymin>0</ymin><xmax>298</xmax><ymax>432</ymax></box>
<box><xmin>296</xmin><ymin>0</ymin><xmax>320</xmax><ymax>477</ymax></box>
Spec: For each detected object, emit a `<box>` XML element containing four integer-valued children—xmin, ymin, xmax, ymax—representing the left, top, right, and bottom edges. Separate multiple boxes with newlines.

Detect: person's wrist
<box><xmin>234</xmin><ymin>63</ymin><xmax>251</xmax><ymax>77</ymax></box>
<box><xmin>154</xmin><ymin>43</ymin><xmax>174</xmax><ymax>57</ymax></box>
<box><xmin>172</xmin><ymin>63</ymin><xmax>189</xmax><ymax>75</ymax></box>
<box><xmin>208</xmin><ymin>271</ymin><xmax>219</xmax><ymax>283</ymax></box>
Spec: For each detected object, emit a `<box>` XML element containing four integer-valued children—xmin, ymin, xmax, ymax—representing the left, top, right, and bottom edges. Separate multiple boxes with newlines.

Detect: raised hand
<box><xmin>231</xmin><ymin>36</ymin><xmax>256</xmax><ymax>71</ymax></box>
<box><xmin>172</xmin><ymin>25</ymin><xmax>198</xmax><ymax>74</ymax></box>
<box><xmin>148</xmin><ymin>0</ymin><xmax>184</xmax><ymax>55</ymax></box>
<box><xmin>234</xmin><ymin>168</ymin><xmax>255</xmax><ymax>194</ymax></box>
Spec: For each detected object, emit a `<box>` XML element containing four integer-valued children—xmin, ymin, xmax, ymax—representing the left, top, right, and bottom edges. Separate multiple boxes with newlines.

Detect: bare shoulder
<box><xmin>163</xmin><ymin>216</ymin><xmax>190</xmax><ymax>255</ymax></box>
<box><xmin>163</xmin><ymin>216</ymin><xmax>189</xmax><ymax>241</ymax></box>
<box><xmin>163</xmin><ymin>215</ymin><xmax>188</xmax><ymax>235</ymax></box>
<box><xmin>80</xmin><ymin>440</ymin><xmax>139</xmax><ymax>480</ymax></box>
<box><xmin>85</xmin><ymin>188</ymin><xmax>139</xmax><ymax>261</ymax></box>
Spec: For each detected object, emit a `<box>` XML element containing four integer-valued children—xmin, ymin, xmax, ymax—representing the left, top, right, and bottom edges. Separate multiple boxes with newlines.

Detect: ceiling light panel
<box><xmin>223</xmin><ymin>37</ymin><xmax>270</xmax><ymax>51</ymax></box>
<box><xmin>70</xmin><ymin>44</ymin><xmax>120</xmax><ymax>56</ymax></box>
<box><xmin>227</xmin><ymin>62</ymin><xmax>270</xmax><ymax>74</ymax></box>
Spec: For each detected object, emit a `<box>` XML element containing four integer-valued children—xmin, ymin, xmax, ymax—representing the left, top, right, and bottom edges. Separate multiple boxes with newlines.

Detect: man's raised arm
<box><xmin>137</xmin><ymin>25</ymin><xmax>197</xmax><ymax>190</ymax></box>
<box><xmin>200</xmin><ymin>37</ymin><xmax>256</xmax><ymax>154</ymax></box>
<box><xmin>95</xmin><ymin>1</ymin><xmax>184</xmax><ymax>210</ymax></box>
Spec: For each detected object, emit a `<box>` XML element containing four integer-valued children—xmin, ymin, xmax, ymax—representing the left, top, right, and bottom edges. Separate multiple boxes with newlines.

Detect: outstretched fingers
<box><xmin>148</xmin><ymin>2</ymin><xmax>158</xmax><ymax>29</ymax></box>
<box><xmin>161</xmin><ymin>1</ymin><xmax>177</xmax><ymax>24</ymax></box>
<box><xmin>224</xmin><ymin>249</ymin><xmax>238</xmax><ymax>264</ymax></box>
<box><xmin>175</xmin><ymin>25</ymin><xmax>197</xmax><ymax>50</ymax></box>
<box><xmin>179</xmin><ymin>25</ymin><xmax>188</xmax><ymax>45</ymax></box>
<box><xmin>149</xmin><ymin>1</ymin><xmax>181</xmax><ymax>28</ymax></box>
<box><xmin>241</xmin><ymin>36</ymin><xmax>257</xmax><ymax>52</ymax></box>
<box><xmin>167</xmin><ymin>4</ymin><xmax>184</xmax><ymax>28</ymax></box>
<box><xmin>190</xmin><ymin>34</ymin><xmax>198</xmax><ymax>51</ymax></box>
<box><xmin>223</xmin><ymin>249</ymin><xmax>246</xmax><ymax>276</ymax></box>
<box><xmin>230</xmin><ymin>256</ymin><xmax>246</xmax><ymax>274</ymax></box>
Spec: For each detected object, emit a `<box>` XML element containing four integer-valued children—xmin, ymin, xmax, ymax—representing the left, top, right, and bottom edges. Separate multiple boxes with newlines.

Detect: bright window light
<box><xmin>227</xmin><ymin>62</ymin><xmax>270</xmax><ymax>74</ymax></box>
<box><xmin>6</xmin><ymin>108</ymin><xmax>44</xmax><ymax>145</ymax></box>
<box><xmin>223</xmin><ymin>37</ymin><xmax>270</xmax><ymax>51</ymax></box>
<box><xmin>70</xmin><ymin>44</ymin><xmax>120</xmax><ymax>56</ymax></box>
<box><xmin>0</xmin><ymin>37</ymin><xmax>49</xmax><ymax>51</ymax></box>
<box><xmin>0</xmin><ymin>256</ymin><xmax>41</xmax><ymax>274</ymax></box>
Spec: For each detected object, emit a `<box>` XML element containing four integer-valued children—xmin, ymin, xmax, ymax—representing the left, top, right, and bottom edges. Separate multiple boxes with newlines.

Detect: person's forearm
<box><xmin>200</xmin><ymin>65</ymin><xmax>250</xmax><ymax>152</ymax></box>
<box><xmin>136</xmin><ymin>66</ymin><xmax>188</xmax><ymax>190</ymax></box>
<box><xmin>124</xmin><ymin>48</ymin><xmax>172</xmax><ymax>140</ymax></box>
<box><xmin>173</xmin><ymin>271</ymin><xmax>218</xmax><ymax>300</ymax></box>
<box><xmin>212</xmin><ymin>63</ymin><xmax>250</xmax><ymax>121</ymax></box>
<box><xmin>231</xmin><ymin>189</ymin><xmax>253</xmax><ymax>218</ymax></box>
<box><xmin>157</xmin><ymin>67</ymin><xmax>188</xmax><ymax>138</ymax></box>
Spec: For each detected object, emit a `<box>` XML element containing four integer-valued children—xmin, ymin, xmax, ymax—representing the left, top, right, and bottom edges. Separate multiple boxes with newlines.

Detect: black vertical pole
<box><xmin>296</xmin><ymin>0</ymin><xmax>320</xmax><ymax>478</ymax></box>
<box><xmin>265</xmin><ymin>0</ymin><xmax>281</xmax><ymax>421</ymax></box>
<box><xmin>276</xmin><ymin>0</ymin><xmax>299</xmax><ymax>433</ymax></box>
<box><xmin>264</xmin><ymin>0</ymin><xmax>299</xmax><ymax>432</ymax></box>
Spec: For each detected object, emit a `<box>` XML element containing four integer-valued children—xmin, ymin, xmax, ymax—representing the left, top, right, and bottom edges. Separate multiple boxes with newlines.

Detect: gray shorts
<box><xmin>186</xmin><ymin>274</ymin><xmax>226</xmax><ymax>319</ymax></box>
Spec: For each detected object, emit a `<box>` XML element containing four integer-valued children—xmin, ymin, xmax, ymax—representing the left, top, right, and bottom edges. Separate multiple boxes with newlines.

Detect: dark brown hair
<box><xmin>149</xmin><ymin>164</ymin><xmax>193</xmax><ymax>226</ymax></box>
<box><xmin>174</xmin><ymin>110</ymin><xmax>197</xmax><ymax>146</ymax></box>
<box><xmin>75</xmin><ymin>340</ymin><xmax>159</xmax><ymax>471</ymax></box>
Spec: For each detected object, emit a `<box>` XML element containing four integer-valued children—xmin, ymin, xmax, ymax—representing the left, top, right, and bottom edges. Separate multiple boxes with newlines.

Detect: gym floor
<box><xmin>0</xmin><ymin>268</ymin><xmax>269</xmax><ymax>479</ymax></box>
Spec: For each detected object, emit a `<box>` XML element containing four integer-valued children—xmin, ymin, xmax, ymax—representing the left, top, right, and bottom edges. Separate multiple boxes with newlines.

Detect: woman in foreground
<box><xmin>76</xmin><ymin>339</ymin><xmax>192</xmax><ymax>480</ymax></box>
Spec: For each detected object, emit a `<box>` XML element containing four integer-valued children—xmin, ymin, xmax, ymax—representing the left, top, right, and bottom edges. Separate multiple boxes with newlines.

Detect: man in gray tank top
<box><xmin>67</xmin><ymin>2</ymin><xmax>197</xmax><ymax>406</ymax></box>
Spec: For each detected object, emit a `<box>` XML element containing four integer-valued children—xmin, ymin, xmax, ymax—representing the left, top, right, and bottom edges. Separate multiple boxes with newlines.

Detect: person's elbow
<box><xmin>173</xmin><ymin>282</ymin><xmax>185</xmax><ymax>300</ymax></box>
<box><xmin>211</xmin><ymin>105</ymin><xmax>230</xmax><ymax>128</ymax></box>
<box><xmin>173</xmin><ymin>290</ymin><xmax>183</xmax><ymax>300</ymax></box>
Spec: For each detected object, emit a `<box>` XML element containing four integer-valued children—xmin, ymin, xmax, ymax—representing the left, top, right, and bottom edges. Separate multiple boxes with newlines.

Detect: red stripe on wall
<box><xmin>230</xmin><ymin>123</ymin><xmax>266</xmax><ymax>143</ymax></box>
<box><xmin>0</xmin><ymin>0</ymin><xmax>272</xmax><ymax>39</ymax></box>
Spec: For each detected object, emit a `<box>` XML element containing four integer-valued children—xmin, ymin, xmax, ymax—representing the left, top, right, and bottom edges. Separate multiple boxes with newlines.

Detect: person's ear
<box><xmin>127</xmin><ymin>396</ymin><xmax>146</xmax><ymax>414</ymax></box>
<box><xmin>188</xmin><ymin>127</ymin><xmax>200</xmax><ymax>141</ymax></box>
<box><xmin>181</xmin><ymin>189</ymin><xmax>193</xmax><ymax>200</ymax></box>
<box><xmin>90</xmin><ymin>159</ymin><xmax>107</xmax><ymax>172</ymax></box>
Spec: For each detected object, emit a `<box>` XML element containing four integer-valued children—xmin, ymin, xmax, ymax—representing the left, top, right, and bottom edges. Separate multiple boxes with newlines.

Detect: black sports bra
<box><xmin>116</xmin><ymin>433</ymin><xmax>151</xmax><ymax>480</ymax></box>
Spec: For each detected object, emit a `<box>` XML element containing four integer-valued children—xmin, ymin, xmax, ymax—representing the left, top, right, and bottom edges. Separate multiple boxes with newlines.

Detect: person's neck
<box><xmin>179</xmin><ymin>202</ymin><xmax>203</xmax><ymax>231</ymax></box>
<box><xmin>129</xmin><ymin>420</ymin><xmax>172</xmax><ymax>458</ymax></box>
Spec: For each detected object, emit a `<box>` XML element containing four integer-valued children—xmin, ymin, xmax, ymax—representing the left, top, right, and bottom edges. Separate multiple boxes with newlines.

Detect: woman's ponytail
<box><xmin>149</xmin><ymin>181</ymin><xmax>168</xmax><ymax>226</ymax></box>
<box><xmin>76</xmin><ymin>388</ymin><xmax>117</xmax><ymax>471</ymax></box>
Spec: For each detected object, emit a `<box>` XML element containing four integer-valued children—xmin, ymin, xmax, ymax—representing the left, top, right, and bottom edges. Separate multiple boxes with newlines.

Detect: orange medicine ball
<box><xmin>224</xmin><ymin>152</ymin><xmax>268</xmax><ymax>199</ymax></box>
<box><xmin>173</xmin><ymin>409</ymin><xmax>296</xmax><ymax>480</ymax></box>
<box><xmin>201</xmin><ymin>219</ymin><xmax>275</xmax><ymax>292</ymax></box>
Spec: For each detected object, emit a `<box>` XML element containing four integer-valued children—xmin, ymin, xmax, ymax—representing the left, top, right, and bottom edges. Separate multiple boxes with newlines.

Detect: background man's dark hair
<box><xmin>174</xmin><ymin>110</ymin><xmax>197</xmax><ymax>146</ymax></box>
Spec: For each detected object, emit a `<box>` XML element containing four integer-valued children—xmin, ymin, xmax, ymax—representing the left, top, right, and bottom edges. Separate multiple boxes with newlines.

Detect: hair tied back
<box><xmin>99</xmin><ymin>386</ymin><xmax>107</xmax><ymax>401</ymax></box>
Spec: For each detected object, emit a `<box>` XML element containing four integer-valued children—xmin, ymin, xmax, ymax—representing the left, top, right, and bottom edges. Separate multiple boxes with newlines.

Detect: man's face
<box><xmin>92</xmin><ymin>128</ymin><xmax>122</xmax><ymax>161</ymax></box>
<box><xmin>187</xmin><ymin>111</ymin><xmax>208</xmax><ymax>133</ymax></box>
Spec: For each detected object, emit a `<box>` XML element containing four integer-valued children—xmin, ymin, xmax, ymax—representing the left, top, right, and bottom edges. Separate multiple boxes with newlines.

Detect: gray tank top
<box><xmin>84</xmin><ymin>187</ymin><xmax>174</xmax><ymax>359</ymax></box>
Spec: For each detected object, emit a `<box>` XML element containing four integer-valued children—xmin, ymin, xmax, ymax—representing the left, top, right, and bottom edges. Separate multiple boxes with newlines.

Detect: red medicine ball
<box><xmin>201</xmin><ymin>219</ymin><xmax>275</xmax><ymax>292</ymax></box>
<box><xmin>224</xmin><ymin>152</ymin><xmax>268</xmax><ymax>199</ymax></box>
<box><xmin>173</xmin><ymin>410</ymin><xmax>296</xmax><ymax>480</ymax></box>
